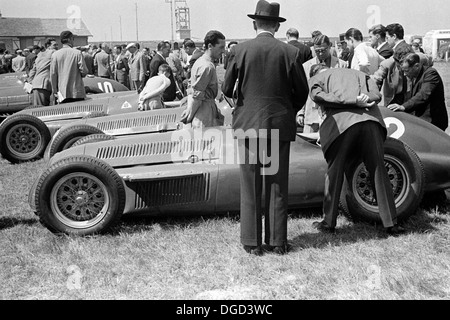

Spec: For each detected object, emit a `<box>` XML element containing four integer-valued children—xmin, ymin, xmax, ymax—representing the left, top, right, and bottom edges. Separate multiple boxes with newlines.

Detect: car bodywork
<box><xmin>0</xmin><ymin>72</ymin><xmax>129</xmax><ymax>118</ymax></box>
<box><xmin>30</xmin><ymin>103</ymin><xmax>450</xmax><ymax>235</ymax></box>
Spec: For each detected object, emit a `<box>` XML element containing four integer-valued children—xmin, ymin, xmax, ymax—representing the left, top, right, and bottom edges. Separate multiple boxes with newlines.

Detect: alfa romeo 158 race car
<box><xmin>0</xmin><ymin>72</ymin><xmax>129</xmax><ymax>119</ymax></box>
<box><xmin>29</xmin><ymin>104</ymin><xmax>450</xmax><ymax>236</ymax></box>
<box><xmin>0</xmin><ymin>77</ymin><xmax>186</xmax><ymax>163</ymax></box>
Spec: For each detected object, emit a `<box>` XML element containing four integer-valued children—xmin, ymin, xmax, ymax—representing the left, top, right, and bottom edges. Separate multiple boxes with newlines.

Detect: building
<box><xmin>0</xmin><ymin>13</ymin><xmax>92</xmax><ymax>52</ymax></box>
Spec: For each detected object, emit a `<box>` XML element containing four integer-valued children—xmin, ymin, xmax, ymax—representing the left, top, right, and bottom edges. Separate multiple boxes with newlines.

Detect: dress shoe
<box><xmin>312</xmin><ymin>220</ymin><xmax>336</xmax><ymax>233</ymax></box>
<box><xmin>243</xmin><ymin>245</ymin><xmax>263</xmax><ymax>256</ymax></box>
<box><xmin>262</xmin><ymin>243</ymin><xmax>292</xmax><ymax>255</ymax></box>
<box><xmin>386</xmin><ymin>225</ymin><xmax>406</xmax><ymax>236</ymax></box>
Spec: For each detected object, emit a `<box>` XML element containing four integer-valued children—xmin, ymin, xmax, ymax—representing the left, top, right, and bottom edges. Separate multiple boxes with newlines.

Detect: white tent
<box><xmin>422</xmin><ymin>30</ymin><xmax>450</xmax><ymax>60</ymax></box>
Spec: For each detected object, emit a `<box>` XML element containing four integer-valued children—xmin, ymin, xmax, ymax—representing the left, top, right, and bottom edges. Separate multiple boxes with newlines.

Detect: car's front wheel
<box><xmin>341</xmin><ymin>138</ymin><xmax>425</xmax><ymax>224</ymax></box>
<box><xmin>48</xmin><ymin>124</ymin><xmax>104</xmax><ymax>158</ymax></box>
<box><xmin>0</xmin><ymin>114</ymin><xmax>51</xmax><ymax>163</ymax></box>
<box><xmin>35</xmin><ymin>155</ymin><xmax>125</xmax><ymax>235</ymax></box>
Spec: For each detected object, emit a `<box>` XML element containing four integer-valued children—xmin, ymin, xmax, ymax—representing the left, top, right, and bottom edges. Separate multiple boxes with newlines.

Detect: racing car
<box><xmin>0</xmin><ymin>76</ymin><xmax>186</xmax><ymax>163</ymax></box>
<box><xmin>29</xmin><ymin>104</ymin><xmax>450</xmax><ymax>235</ymax></box>
<box><xmin>0</xmin><ymin>72</ymin><xmax>129</xmax><ymax>119</ymax></box>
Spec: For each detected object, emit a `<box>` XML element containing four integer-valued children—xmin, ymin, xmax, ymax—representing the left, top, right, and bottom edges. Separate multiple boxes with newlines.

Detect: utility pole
<box><xmin>165</xmin><ymin>0</ymin><xmax>174</xmax><ymax>42</ymax></box>
<box><xmin>135</xmin><ymin>2</ymin><xmax>139</xmax><ymax>42</ymax></box>
<box><xmin>119</xmin><ymin>15</ymin><xmax>123</xmax><ymax>42</ymax></box>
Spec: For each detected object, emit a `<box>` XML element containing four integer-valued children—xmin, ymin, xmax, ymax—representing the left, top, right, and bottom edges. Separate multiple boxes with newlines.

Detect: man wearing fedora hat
<box><xmin>222</xmin><ymin>0</ymin><xmax>309</xmax><ymax>255</ymax></box>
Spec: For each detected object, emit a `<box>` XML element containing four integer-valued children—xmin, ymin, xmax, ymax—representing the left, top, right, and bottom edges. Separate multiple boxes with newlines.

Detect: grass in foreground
<box><xmin>0</xmin><ymin>157</ymin><xmax>449</xmax><ymax>300</ymax></box>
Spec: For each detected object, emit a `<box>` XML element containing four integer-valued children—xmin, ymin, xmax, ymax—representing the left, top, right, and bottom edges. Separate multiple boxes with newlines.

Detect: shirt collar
<box><xmin>257</xmin><ymin>30</ymin><xmax>275</xmax><ymax>37</ymax></box>
<box><xmin>377</xmin><ymin>41</ymin><xmax>387</xmax><ymax>51</ymax></box>
<box><xmin>393</xmin><ymin>39</ymin><xmax>405</xmax><ymax>50</ymax></box>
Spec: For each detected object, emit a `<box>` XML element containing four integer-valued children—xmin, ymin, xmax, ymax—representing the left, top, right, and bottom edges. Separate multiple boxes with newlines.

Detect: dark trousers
<box><xmin>322</xmin><ymin>121</ymin><xmax>396</xmax><ymax>228</ymax></box>
<box><xmin>238</xmin><ymin>138</ymin><xmax>290</xmax><ymax>247</ymax></box>
<box><xmin>32</xmin><ymin>88</ymin><xmax>51</xmax><ymax>106</ymax></box>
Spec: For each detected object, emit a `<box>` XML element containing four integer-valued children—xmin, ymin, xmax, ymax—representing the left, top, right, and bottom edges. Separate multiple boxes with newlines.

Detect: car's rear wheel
<box><xmin>48</xmin><ymin>124</ymin><xmax>104</xmax><ymax>158</ymax></box>
<box><xmin>341</xmin><ymin>138</ymin><xmax>424</xmax><ymax>224</ymax></box>
<box><xmin>71</xmin><ymin>134</ymin><xmax>116</xmax><ymax>148</ymax></box>
<box><xmin>0</xmin><ymin>114</ymin><xmax>51</xmax><ymax>163</ymax></box>
<box><xmin>35</xmin><ymin>155</ymin><xmax>125</xmax><ymax>235</ymax></box>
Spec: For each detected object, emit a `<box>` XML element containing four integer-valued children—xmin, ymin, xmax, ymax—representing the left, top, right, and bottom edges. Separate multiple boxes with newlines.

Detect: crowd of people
<box><xmin>0</xmin><ymin>0</ymin><xmax>448</xmax><ymax>256</ymax></box>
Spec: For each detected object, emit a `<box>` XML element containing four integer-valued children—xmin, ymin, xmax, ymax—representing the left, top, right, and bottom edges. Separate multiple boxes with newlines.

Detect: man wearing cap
<box><xmin>222</xmin><ymin>0</ymin><xmax>309</xmax><ymax>256</ymax></box>
<box><xmin>12</xmin><ymin>49</ymin><xmax>26</xmax><ymax>72</ymax></box>
<box><xmin>50</xmin><ymin>30</ymin><xmax>88</xmax><ymax>103</ymax></box>
<box><xmin>28</xmin><ymin>38</ymin><xmax>59</xmax><ymax>106</ymax></box>
<box><xmin>126</xmin><ymin>43</ymin><xmax>146</xmax><ymax>92</ymax></box>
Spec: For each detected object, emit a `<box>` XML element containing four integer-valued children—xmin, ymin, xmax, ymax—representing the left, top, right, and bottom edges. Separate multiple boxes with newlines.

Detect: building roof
<box><xmin>0</xmin><ymin>17</ymin><xmax>92</xmax><ymax>37</ymax></box>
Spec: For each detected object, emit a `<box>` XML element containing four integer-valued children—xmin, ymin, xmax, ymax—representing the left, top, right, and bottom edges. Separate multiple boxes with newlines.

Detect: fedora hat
<box><xmin>248</xmin><ymin>0</ymin><xmax>286</xmax><ymax>22</ymax></box>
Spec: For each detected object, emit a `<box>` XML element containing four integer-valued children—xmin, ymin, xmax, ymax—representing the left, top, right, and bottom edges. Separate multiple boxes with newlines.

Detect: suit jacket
<box><xmin>299</xmin><ymin>56</ymin><xmax>347</xmax><ymax>124</ymax></box>
<box><xmin>50</xmin><ymin>45</ymin><xmax>88</xmax><ymax>100</ymax></box>
<box><xmin>82</xmin><ymin>52</ymin><xmax>94</xmax><ymax>75</ymax></box>
<box><xmin>29</xmin><ymin>49</ymin><xmax>54</xmax><ymax>92</ymax></box>
<box><xmin>393</xmin><ymin>40</ymin><xmax>410</xmax><ymax>54</ymax></box>
<box><xmin>377</xmin><ymin>42</ymin><xmax>394</xmax><ymax>59</ymax></box>
<box><xmin>288</xmin><ymin>40</ymin><xmax>313</xmax><ymax>64</ymax></box>
<box><xmin>186</xmin><ymin>48</ymin><xmax>204</xmax><ymax>80</ymax></box>
<box><xmin>149</xmin><ymin>53</ymin><xmax>177</xmax><ymax>101</ymax></box>
<box><xmin>128</xmin><ymin>51</ymin><xmax>146</xmax><ymax>83</ymax></box>
<box><xmin>309</xmin><ymin>68</ymin><xmax>386</xmax><ymax>155</ymax></box>
<box><xmin>115</xmin><ymin>53</ymin><xmax>130</xmax><ymax>83</ymax></box>
<box><xmin>403</xmin><ymin>65</ymin><xmax>448</xmax><ymax>131</ymax></box>
<box><xmin>25</xmin><ymin>52</ymin><xmax>37</xmax><ymax>73</ymax></box>
<box><xmin>94</xmin><ymin>50</ymin><xmax>112</xmax><ymax>78</ymax></box>
<box><xmin>222</xmin><ymin>32</ymin><xmax>309</xmax><ymax>142</ymax></box>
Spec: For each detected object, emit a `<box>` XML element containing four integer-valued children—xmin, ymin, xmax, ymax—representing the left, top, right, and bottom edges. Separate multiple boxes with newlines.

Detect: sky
<box><xmin>1</xmin><ymin>0</ymin><xmax>450</xmax><ymax>42</ymax></box>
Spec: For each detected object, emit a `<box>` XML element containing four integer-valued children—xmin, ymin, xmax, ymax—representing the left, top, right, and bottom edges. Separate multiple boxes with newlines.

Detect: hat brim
<box><xmin>247</xmin><ymin>14</ymin><xmax>286</xmax><ymax>22</ymax></box>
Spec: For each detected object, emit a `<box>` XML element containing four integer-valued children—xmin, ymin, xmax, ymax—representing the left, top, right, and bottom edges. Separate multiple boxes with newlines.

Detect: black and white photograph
<box><xmin>0</xmin><ymin>0</ymin><xmax>449</xmax><ymax>304</ymax></box>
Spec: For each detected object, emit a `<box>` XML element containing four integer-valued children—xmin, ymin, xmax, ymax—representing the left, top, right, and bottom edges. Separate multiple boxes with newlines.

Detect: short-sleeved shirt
<box><xmin>351</xmin><ymin>42</ymin><xmax>384</xmax><ymax>75</ymax></box>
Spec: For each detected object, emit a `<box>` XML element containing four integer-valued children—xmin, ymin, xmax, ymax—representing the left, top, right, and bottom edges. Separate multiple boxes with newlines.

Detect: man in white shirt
<box><xmin>345</xmin><ymin>28</ymin><xmax>384</xmax><ymax>75</ymax></box>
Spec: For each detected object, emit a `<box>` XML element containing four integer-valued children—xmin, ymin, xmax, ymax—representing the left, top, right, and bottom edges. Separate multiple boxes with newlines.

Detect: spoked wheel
<box><xmin>35</xmin><ymin>155</ymin><xmax>125</xmax><ymax>235</ymax></box>
<box><xmin>341</xmin><ymin>138</ymin><xmax>425</xmax><ymax>224</ymax></box>
<box><xmin>0</xmin><ymin>114</ymin><xmax>51</xmax><ymax>163</ymax></box>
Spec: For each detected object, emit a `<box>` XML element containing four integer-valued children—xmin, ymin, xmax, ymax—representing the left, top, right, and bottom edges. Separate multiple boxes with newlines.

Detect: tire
<box><xmin>48</xmin><ymin>124</ymin><xmax>104</xmax><ymax>158</ymax></box>
<box><xmin>35</xmin><ymin>155</ymin><xmax>125</xmax><ymax>235</ymax></box>
<box><xmin>0</xmin><ymin>114</ymin><xmax>51</xmax><ymax>163</ymax></box>
<box><xmin>71</xmin><ymin>134</ymin><xmax>116</xmax><ymax>148</ymax></box>
<box><xmin>341</xmin><ymin>138</ymin><xmax>425</xmax><ymax>224</ymax></box>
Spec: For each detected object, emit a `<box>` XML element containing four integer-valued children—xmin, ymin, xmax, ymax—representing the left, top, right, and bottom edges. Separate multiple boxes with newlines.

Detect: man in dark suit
<box><xmin>387</xmin><ymin>53</ymin><xmax>448</xmax><ymax>131</ymax></box>
<box><xmin>113</xmin><ymin>45</ymin><xmax>130</xmax><ymax>89</ymax></box>
<box><xmin>309</xmin><ymin>65</ymin><xmax>405</xmax><ymax>235</ymax></box>
<box><xmin>369</xmin><ymin>24</ymin><xmax>393</xmax><ymax>59</ymax></box>
<box><xmin>25</xmin><ymin>45</ymin><xmax>41</xmax><ymax>74</ymax></box>
<box><xmin>149</xmin><ymin>41</ymin><xmax>177</xmax><ymax>101</ymax></box>
<box><xmin>386</xmin><ymin>23</ymin><xmax>410</xmax><ymax>54</ymax></box>
<box><xmin>222</xmin><ymin>0</ymin><xmax>309</xmax><ymax>255</ymax></box>
<box><xmin>286</xmin><ymin>27</ymin><xmax>312</xmax><ymax>64</ymax></box>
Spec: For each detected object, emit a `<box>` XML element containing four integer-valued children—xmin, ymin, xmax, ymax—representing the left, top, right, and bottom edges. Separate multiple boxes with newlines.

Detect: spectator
<box><xmin>82</xmin><ymin>45</ymin><xmax>94</xmax><ymax>75</ymax></box>
<box><xmin>166</xmin><ymin>43</ymin><xmax>184</xmax><ymax>95</ymax></box>
<box><xmin>0</xmin><ymin>48</ymin><xmax>7</xmax><ymax>74</ymax></box>
<box><xmin>297</xmin><ymin>34</ymin><xmax>347</xmax><ymax>133</ymax></box>
<box><xmin>309</xmin><ymin>65</ymin><xmax>404</xmax><ymax>236</ymax></box>
<box><xmin>369</xmin><ymin>24</ymin><xmax>393</xmax><ymax>59</ymax></box>
<box><xmin>50</xmin><ymin>30</ymin><xmax>88</xmax><ymax>103</ymax></box>
<box><xmin>180</xmin><ymin>30</ymin><xmax>226</xmax><ymax>128</ymax></box>
<box><xmin>311</xmin><ymin>30</ymin><xmax>338</xmax><ymax>59</ymax></box>
<box><xmin>385</xmin><ymin>23</ymin><xmax>410</xmax><ymax>54</ymax></box>
<box><xmin>339</xmin><ymin>41</ymin><xmax>351</xmax><ymax>62</ymax></box>
<box><xmin>183</xmin><ymin>40</ymin><xmax>204</xmax><ymax>80</ymax></box>
<box><xmin>25</xmin><ymin>45</ymin><xmax>41</xmax><ymax>74</ymax></box>
<box><xmin>286</xmin><ymin>27</ymin><xmax>312</xmax><ymax>64</ymax></box>
<box><xmin>412</xmin><ymin>39</ymin><xmax>424</xmax><ymax>53</ymax></box>
<box><xmin>138</xmin><ymin>64</ymin><xmax>171</xmax><ymax>111</ymax></box>
<box><xmin>387</xmin><ymin>53</ymin><xmax>448</xmax><ymax>131</ymax></box>
<box><xmin>222</xmin><ymin>0</ymin><xmax>309</xmax><ymax>256</ymax></box>
<box><xmin>94</xmin><ymin>43</ymin><xmax>113</xmax><ymax>79</ymax></box>
<box><xmin>223</xmin><ymin>41</ymin><xmax>237</xmax><ymax>69</ymax></box>
<box><xmin>12</xmin><ymin>49</ymin><xmax>26</xmax><ymax>72</ymax></box>
<box><xmin>126</xmin><ymin>42</ymin><xmax>146</xmax><ymax>92</ymax></box>
<box><xmin>149</xmin><ymin>41</ymin><xmax>177</xmax><ymax>101</ymax></box>
<box><xmin>113</xmin><ymin>45</ymin><xmax>130</xmax><ymax>89</ymax></box>
<box><xmin>28</xmin><ymin>38</ymin><xmax>59</xmax><ymax>106</ymax></box>
<box><xmin>345</xmin><ymin>28</ymin><xmax>384</xmax><ymax>75</ymax></box>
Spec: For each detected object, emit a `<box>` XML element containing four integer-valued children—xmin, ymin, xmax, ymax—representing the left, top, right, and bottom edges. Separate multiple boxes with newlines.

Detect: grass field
<box><xmin>0</xmin><ymin>63</ymin><xmax>449</xmax><ymax>300</ymax></box>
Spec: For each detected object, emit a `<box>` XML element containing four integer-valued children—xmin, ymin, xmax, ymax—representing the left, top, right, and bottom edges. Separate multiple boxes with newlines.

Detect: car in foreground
<box><xmin>29</xmin><ymin>105</ymin><xmax>450</xmax><ymax>235</ymax></box>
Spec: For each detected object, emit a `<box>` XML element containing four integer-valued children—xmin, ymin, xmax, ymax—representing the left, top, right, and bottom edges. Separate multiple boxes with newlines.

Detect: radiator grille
<box><xmin>31</xmin><ymin>104</ymin><xmax>104</xmax><ymax>117</ymax></box>
<box><xmin>133</xmin><ymin>173</ymin><xmax>210</xmax><ymax>209</ymax></box>
<box><xmin>96</xmin><ymin>137</ymin><xmax>215</xmax><ymax>159</ymax></box>
<box><xmin>96</xmin><ymin>113</ymin><xmax>177</xmax><ymax>131</ymax></box>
